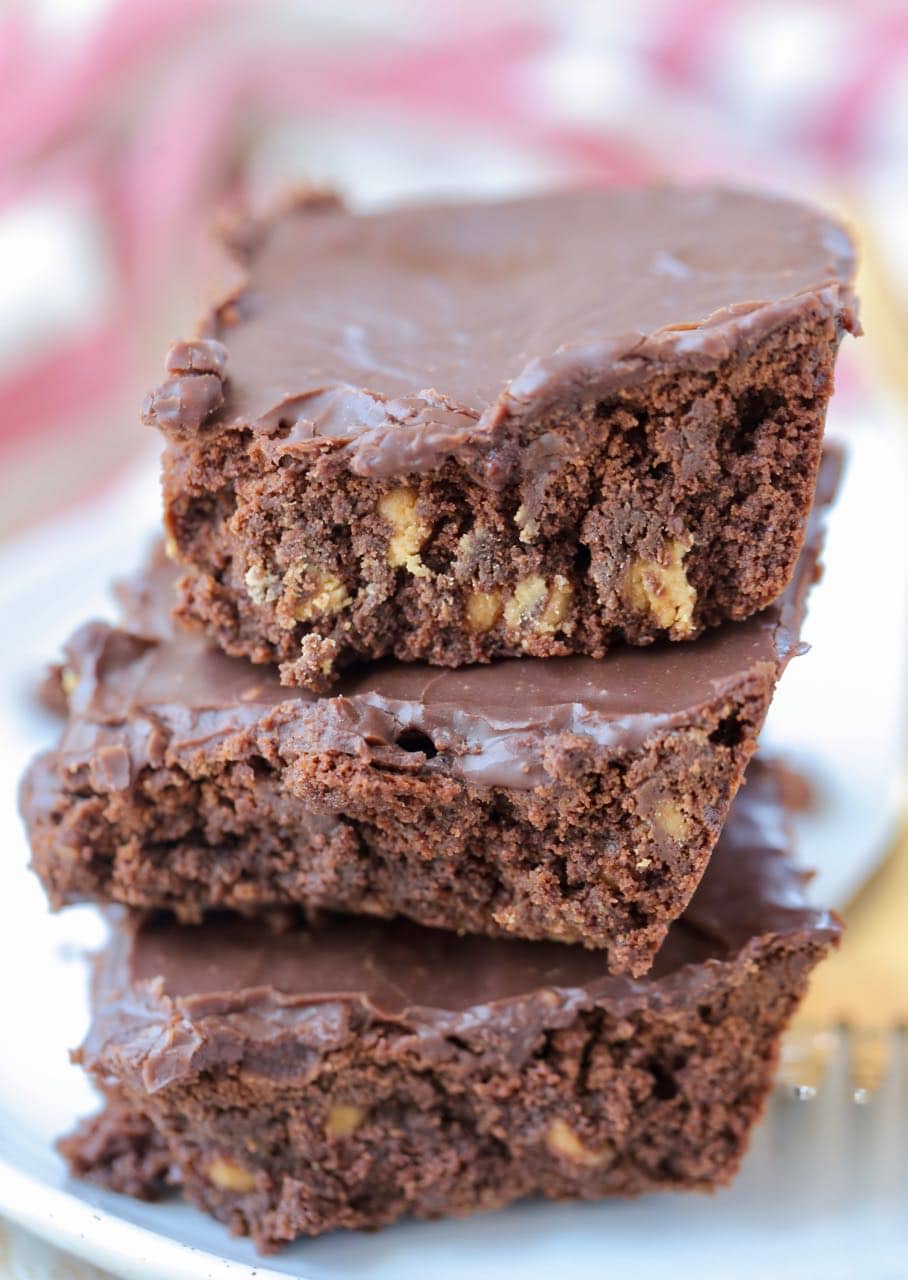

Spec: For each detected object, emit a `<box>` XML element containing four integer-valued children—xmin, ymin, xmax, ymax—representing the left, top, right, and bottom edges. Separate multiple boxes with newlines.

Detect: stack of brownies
<box><xmin>20</xmin><ymin>186</ymin><xmax>858</xmax><ymax>1251</ymax></box>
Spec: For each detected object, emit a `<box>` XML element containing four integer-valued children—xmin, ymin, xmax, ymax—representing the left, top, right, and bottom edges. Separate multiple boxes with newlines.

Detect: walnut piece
<box><xmin>514</xmin><ymin>503</ymin><xmax>539</xmax><ymax>544</ymax></box>
<box><xmin>325</xmin><ymin>1104</ymin><xmax>365</xmax><ymax>1138</ymax></box>
<box><xmin>466</xmin><ymin>588</ymin><xmax>503</xmax><ymax>633</ymax></box>
<box><xmin>244</xmin><ymin>561</ymin><xmax>281</xmax><ymax>606</ymax></box>
<box><xmin>379</xmin><ymin>487</ymin><xmax>431</xmax><ymax>578</ymax></box>
<box><xmin>546</xmin><ymin>1118</ymin><xmax>613</xmax><ymax>1168</ymax></box>
<box><xmin>292</xmin><ymin>572</ymin><xmax>351</xmax><ymax>622</ymax></box>
<box><xmin>538</xmin><ymin>575</ymin><xmax>573</xmax><ymax>632</ymax></box>
<box><xmin>503</xmin><ymin>574</ymin><xmax>547</xmax><ymax>628</ymax></box>
<box><xmin>206</xmin><ymin>1158</ymin><xmax>257</xmax><ymax>1193</ymax></box>
<box><xmin>621</xmin><ymin>538</ymin><xmax>696</xmax><ymax>635</ymax></box>
<box><xmin>503</xmin><ymin>574</ymin><xmax>573</xmax><ymax>635</ymax></box>
<box><xmin>654</xmin><ymin>799</ymin><xmax>691</xmax><ymax>842</ymax></box>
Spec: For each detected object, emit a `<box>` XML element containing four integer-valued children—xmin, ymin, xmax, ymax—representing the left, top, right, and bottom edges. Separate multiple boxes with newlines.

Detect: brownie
<box><xmin>21</xmin><ymin>455</ymin><xmax>836</xmax><ymax>974</ymax></box>
<box><xmin>143</xmin><ymin>187</ymin><xmax>857</xmax><ymax>688</ymax></box>
<box><xmin>60</xmin><ymin>761</ymin><xmax>841</xmax><ymax>1251</ymax></box>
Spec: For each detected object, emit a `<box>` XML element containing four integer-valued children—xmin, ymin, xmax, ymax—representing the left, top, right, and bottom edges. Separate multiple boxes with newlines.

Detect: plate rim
<box><xmin>0</xmin><ymin>1151</ymin><xmax>291</xmax><ymax>1280</ymax></box>
<box><xmin>2</xmin><ymin>422</ymin><xmax>907</xmax><ymax>1277</ymax></box>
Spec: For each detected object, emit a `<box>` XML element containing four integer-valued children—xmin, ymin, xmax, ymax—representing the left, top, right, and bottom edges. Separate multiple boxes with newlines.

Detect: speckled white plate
<box><xmin>0</xmin><ymin>406</ymin><xmax>906</xmax><ymax>1280</ymax></box>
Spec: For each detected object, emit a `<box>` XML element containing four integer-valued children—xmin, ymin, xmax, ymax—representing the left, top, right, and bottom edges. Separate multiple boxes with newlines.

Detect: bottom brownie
<box><xmin>62</xmin><ymin>762</ymin><xmax>839</xmax><ymax>1251</ymax></box>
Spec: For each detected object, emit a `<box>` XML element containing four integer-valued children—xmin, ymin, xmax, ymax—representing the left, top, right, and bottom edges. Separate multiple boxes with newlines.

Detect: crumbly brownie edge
<box><xmin>58</xmin><ymin>1092</ymin><xmax>176</xmax><ymax>1202</ymax></box>
<box><xmin>62</xmin><ymin>935</ymin><xmax>830</xmax><ymax>1251</ymax></box>
<box><xmin>25</xmin><ymin>675</ymin><xmax>771</xmax><ymax>976</ymax></box>
<box><xmin>162</xmin><ymin>308</ymin><xmax>842</xmax><ymax>686</ymax></box>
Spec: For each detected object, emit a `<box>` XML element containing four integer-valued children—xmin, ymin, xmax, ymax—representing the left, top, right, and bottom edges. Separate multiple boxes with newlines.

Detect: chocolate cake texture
<box><xmin>22</xmin><ymin>453</ymin><xmax>836</xmax><ymax>973</ymax></box>
<box><xmin>60</xmin><ymin>762</ymin><xmax>840</xmax><ymax>1250</ymax></box>
<box><xmin>143</xmin><ymin>187</ymin><xmax>857</xmax><ymax>687</ymax></box>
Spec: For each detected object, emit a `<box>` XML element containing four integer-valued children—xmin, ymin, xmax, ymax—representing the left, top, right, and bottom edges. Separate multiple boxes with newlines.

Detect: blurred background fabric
<box><xmin>2</xmin><ymin>5</ymin><xmax>908</xmax><ymax>1276</ymax></box>
<box><xmin>2</xmin><ymin>0</ymin><xmax>906</xmax><ymax>537</ymax></box>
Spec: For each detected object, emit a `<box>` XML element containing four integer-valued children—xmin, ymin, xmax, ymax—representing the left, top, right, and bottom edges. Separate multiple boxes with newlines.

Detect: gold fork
<box><xmin>779</xmin><ymin>806</ymin><xmax>908</xmax><ymax>1101</ymax></box>
<box><xmin>778</xmin><ymin>201</ymin><xmax>908</xmax><ymax>1103</ymax></box>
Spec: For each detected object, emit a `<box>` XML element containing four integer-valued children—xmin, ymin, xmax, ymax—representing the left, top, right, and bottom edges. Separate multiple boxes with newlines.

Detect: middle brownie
<box><xmin>23</xmin><ymin>464</ymin><xmax>832</xmax><ymax>975</ymax></box>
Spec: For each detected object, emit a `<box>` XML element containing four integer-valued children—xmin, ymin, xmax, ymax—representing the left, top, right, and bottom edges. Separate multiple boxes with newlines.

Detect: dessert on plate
<box><xmin>144</xmin><ymin>188</ymin><xmax>857</xmax><ymax>688</ymax></box>
<box><xmin>61</xmin><ymin>763</ymin><xmax>840</xmax><ymax>1251</ymax></box>
<box><xmin>15</xmin><ymin>183</ymin><xmax>855</xmax><ymax>1254</ymax></box>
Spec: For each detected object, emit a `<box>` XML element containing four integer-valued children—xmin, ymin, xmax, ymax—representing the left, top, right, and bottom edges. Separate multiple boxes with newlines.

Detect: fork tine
<box><xmin>845</xmin><ymin>1028</ymin><xmax>907</xmax><ymax>1205</ymax></box>
<box><xmin>848</xmin><ymin>1026</ymin><xmax>896</xmax><ymax>1103</ymax></box>
<box><xmin>770</xmin><ymin>1027</ymin><xmax>854</xmax><ymax>1213</ymax></box>
<box><xmin>777</xmin><ymin>1024</ymin><xmax>838</xmax><ymax>1099</ymax></box>
<box><xmin>778</xmin><ymin>1024</ymin><xmax>903</xmax><ymax>1103</ymax></box>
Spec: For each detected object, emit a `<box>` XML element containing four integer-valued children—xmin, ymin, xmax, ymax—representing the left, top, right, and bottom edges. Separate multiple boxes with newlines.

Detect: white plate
<box><xmin>0</xmin><ymin>406</ymin><xmax>906</xmax><ymax>1280</ymax></box>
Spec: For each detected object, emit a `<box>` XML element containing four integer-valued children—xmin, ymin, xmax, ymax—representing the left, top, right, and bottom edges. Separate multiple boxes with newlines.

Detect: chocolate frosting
<box><xmin>143</xmin><ymin>188</ymin><xmax>858</xmax><ymax>481</ymax></box>
<box><xmin>27</xmin><ymin>452</ymin><xmax>835</xmax><ymax>801</ymax></box>
<box><xmin>81</xmin><ymin>762</ymin><xmax>841</xmax><ymax>1091</ymax></box>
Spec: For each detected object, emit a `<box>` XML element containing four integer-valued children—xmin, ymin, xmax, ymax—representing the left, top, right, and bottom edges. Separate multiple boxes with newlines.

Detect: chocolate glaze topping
<box><xmin>83</xmin><ymin>762</ymin><xmax>840</xmax><ymax>1091</ymax></box>
<box><xmin>55</xmin><ymin>605</ymin><xmax>788</xmax><ymax>793</ymax></box>
<box><xmin>143</xmin><ymin>189</ymin><xmax>857</xmax><ymax>481</ymax></box>
<box><xmin>32</xmin><ymin>453</ymin><xmax>835</xmax><ymax>798</ymax></box>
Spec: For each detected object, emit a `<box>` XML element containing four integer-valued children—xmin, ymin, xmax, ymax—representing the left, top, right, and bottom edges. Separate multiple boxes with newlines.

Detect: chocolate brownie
<box><xmin>144</xmin><ymin>187</ymin><xmax>857</xmax><ymax>688</ymax></box>
<box><xmin>60</xmin><ymin>761</ymin><xmax>841</xmax><ymax>1251</ymax></box>
<box><xmin>22</xmin><ymin>454</ymin><xmax>836</xmax><ymax>974</ymax></box>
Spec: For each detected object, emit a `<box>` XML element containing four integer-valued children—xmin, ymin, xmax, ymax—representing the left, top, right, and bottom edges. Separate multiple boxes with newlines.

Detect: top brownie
<box><xmin>146</xmin><ymin>187</ymin><xmax>857</xmax><ymax>687</ymax></box>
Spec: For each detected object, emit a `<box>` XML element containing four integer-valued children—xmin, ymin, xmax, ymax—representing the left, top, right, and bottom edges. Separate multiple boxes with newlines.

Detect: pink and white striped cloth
<box><xmin>1</xmin><ymin>0</ymin><xmax>898</xmax><ymax>530</ymax></box>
